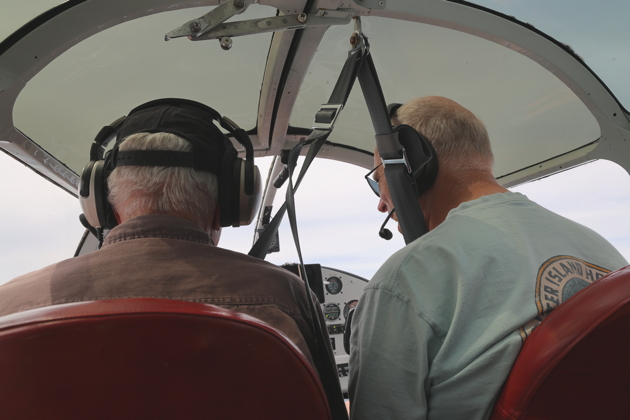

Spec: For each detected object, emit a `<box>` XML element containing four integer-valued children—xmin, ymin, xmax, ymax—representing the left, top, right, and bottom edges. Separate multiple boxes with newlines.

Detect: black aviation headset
<box><xmin>79</xmin><ymin>98</ymin><xmax>261</xmax><ymax>233</ymax></box>
<box><xmin>387</xmin><ymin>103</ymin><xmax>439</xmax><ymax>197</ymax></box>
<box><xmin>372</xmin><ymin>103</ymin><xmax>439</xmax><ymax>242</ymax></box>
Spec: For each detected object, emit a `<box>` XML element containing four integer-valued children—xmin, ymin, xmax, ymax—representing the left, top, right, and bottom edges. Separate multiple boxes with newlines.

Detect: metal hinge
<box><xmin>166</xmin><ymin>0</ymin><xmax>352</xmax><ymax>44</ymax></box>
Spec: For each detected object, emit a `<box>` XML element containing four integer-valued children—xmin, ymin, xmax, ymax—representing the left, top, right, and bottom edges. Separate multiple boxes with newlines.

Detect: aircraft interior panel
<box><xmin>283</xmin><ymin>263</ymin><xmax>368</xmax><ymax>393</ymax></box>
<box><xmin>321</xmin><ymin>265</ymin><xmax>367</xmax><ymax>394</ymax></box>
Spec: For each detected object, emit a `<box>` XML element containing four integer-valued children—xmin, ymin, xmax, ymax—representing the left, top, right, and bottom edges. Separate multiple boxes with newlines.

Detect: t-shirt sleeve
<box><xmin>349</xmin><ymin>286</ymin><xmax>435</xmax><ymax>420</ymax></box>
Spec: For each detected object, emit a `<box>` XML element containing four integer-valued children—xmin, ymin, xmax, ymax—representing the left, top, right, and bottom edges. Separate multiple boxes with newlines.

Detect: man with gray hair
<box><xmin>0</xmin><ymin>99</ymin><xmax>331</xmax><ymax>379</ymax></box>
<box><xmin>349</xmin><ymin>96</ymin><xmax>627</xmax><ymax>419</ymax></box>
<box><xmin>107</xmin><ymin>131</ymin><xmax>223</xmax><ymax>244</ymax></box>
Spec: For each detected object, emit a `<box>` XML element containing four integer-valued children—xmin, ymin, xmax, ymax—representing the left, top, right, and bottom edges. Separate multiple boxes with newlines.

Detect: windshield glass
<box><xmin>12</xmin><ymin>5</ymin><xmax>275</xmax><ymax>175</ymax></box>
<box><xmin>219</xmin><ymin>157</ymin><xmax>407</xmax><ymax>279</ymax></box>
<box><xmin>291</xmin><ymin>16</ymin><xmax>600</xmax><ymax>178</ymax></box>
<box><xmin>464</xmin><ymin>0</ymin><xmax>630</xmax><ymax>110</ymax></box>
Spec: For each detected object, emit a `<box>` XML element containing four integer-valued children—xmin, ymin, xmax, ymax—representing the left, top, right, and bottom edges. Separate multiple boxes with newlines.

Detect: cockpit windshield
<box><xmin>12</xmin><ymin>5</ymin><xmax>275</xmax><ymax>175</ymax></box>
<box><xmin>466</xmin><ymin>0</ymin><xmax>630</xmax><ymax>110</ymax></box>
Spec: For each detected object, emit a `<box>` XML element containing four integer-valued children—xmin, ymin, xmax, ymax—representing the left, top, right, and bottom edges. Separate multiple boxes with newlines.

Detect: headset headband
<box><xmin>79</xmin><ymin>98</ymin><xmax>261</xmax><ymax>232</ymax></box>
<box><xmin>387</xmin><ymin>103</ymin><xmax>403</xmax><ymax>119</ymax></box>
<box><xmin>113</xmin><ymin>98</ymin><xmax>234</xmax><ymax>174</ymax></box>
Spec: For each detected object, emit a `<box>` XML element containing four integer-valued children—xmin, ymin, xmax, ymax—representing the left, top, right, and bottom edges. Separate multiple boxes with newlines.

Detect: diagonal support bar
<box><xmin>165</xmin><ymin>0</ymin><xmax>253</xmax><ymax>40</ymax></box>
<box><xmin>189</xmin><ymin>14</ymin><xmax>351</xmax><ymax>41</ymax></box>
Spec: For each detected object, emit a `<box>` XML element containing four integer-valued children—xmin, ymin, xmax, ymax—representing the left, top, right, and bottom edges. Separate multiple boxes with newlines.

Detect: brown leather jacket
<box><xmin>0</xmin><ymin>214</ymin><xmax>326</xmax><ymax>366</ymax></box>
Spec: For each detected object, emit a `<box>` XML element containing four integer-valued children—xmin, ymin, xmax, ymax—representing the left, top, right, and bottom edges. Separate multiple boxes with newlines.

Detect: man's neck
<box><xmin>419</xmin><ymin>169</ymin><xmax>508</xmax><ymax>231</ymax></box>
<box><xmin>118</xmin><ymin>210</ymin><xmax>220</xmax><ymax>244</ymax></box>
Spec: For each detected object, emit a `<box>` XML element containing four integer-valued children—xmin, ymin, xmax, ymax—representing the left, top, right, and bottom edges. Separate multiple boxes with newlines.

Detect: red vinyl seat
<box><xmin>0</xmin><ymin>298</ymin><xmax>332</xmax><ymax>420</ymax></box>
<box><xmin>489</xmin><ymin>265</ymin><xmax>630</xmax><ymax>420</ymax></box>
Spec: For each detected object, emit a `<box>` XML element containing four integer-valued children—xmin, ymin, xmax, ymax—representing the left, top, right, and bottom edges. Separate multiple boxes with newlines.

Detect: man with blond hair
<box><xmin>349</xmin><ymin>96</ymin><xmax>627</xmax><ymax>420</ymax></box>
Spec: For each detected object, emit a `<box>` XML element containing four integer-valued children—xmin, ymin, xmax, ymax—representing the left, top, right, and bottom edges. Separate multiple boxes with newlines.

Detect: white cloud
<box><xmin>0</xmin><ymin>153</ymin><xmax>85</xmax><ymax>283</ymax></box>
<box><xmin>219</xmin><ymin>157</ymin><xmax>406</xmax><ymax>280</ymax></box>
<box><xmin>1</xmin><ymin>153</ymin><xmax>629</xmax><ymax>287</ymax></box>
<box><xmin>511</xmin><ymin>160</ymin><xmax>630</xmax><ymax>261</ymax></box>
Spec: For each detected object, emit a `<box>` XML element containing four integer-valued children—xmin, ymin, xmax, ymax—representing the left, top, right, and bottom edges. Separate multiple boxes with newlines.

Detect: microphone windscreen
<box><xmin>379</xmin><ymin>228</ymin><xmax>393</xmax><ymax>240</ymax></box>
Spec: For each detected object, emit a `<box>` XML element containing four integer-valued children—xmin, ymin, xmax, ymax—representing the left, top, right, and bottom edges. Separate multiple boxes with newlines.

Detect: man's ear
<box><xmin>114</xmin><ymin>210</ymin><xmax>122</xmax><ymax>224</ymax></box>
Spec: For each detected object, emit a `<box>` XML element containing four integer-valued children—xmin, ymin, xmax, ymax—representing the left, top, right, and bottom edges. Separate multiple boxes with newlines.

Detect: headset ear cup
<box><xmin>416</xmin><ymin>139</ymin><xmax>438</xmax><ymax>193</ymax></box>
<box><xmin>238</xmin><ymin>163</ymin><xmax>262</xmax><ymax>227</ymax></box>
<box><xmin>79</xmin><ymin>160</ymin><xmax>108</xmax><ymax>229</ymax></box>
<box><xmin>228</xmin><ymin>159</ymin><xmax>261</xmax><ymax>227</ymax></box>
<box><xmin>80</xmin><ymin>116</ymin><xmax>127</xmax><ymax>232</ymax></box>
<box><xmin>395</xmin><ymin>124</ymin><xmax>439</xmax><ymax>196</ymax></box>
<box><xmin>219</xmin><ymin>147</ymin><xmax>238</xmax><ymax>227</ymax></box>
<box><xmin>79</xmin><ymin>161</ymin><xmax>98</xmax><ymax>228</ymax></box>
<box><xmin>230</xmin><ymin>158</ymin><xmax>243</xmax><ymax>227</ymax></box>
<box><xmin>95</xmin><ymin>159</ymin><xmax>118</xmax><ymax>230</ymax></box>
<box><xmin>218</xmin><ymin>145</ymin><xmax>261</xmax><ymax>227</ymax></box>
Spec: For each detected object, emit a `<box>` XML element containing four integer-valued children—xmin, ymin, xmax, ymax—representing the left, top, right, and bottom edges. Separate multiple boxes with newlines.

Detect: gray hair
<box><xmin>108</xmin><ymin>132</ymin><xmax>218</xmax><ymax>231</ymax></box>
<box><xmin>392</xmin><ymin>96</ymin><xmax>494</xmax><ymax>171</ymax></box>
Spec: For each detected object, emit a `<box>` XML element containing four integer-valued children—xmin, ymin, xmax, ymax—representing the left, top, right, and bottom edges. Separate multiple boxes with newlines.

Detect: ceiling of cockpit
<box><xmin>12</xmin><ymin>5</ymin><xmax>275</xmax><ymax>175</ymax></box>
<box><xmin>1</xmin><ymin>1</ymin><xmax>60</xmax><ymax>41</ymax></box>
<box><xmin>1</xmin><ymin>0</ymin><xmax>628</xmax><ymax>191</ymax></box>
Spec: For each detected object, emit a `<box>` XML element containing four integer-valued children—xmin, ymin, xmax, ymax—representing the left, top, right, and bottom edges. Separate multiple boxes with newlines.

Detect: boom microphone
<box><xmin>379</xmin><ymin>209</ymin><xmax>395</xmax><ymax>240</ymax></box>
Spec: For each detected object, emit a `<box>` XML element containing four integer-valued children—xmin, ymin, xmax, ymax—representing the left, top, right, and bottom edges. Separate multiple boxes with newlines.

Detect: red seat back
<box><xmin>0</xmin><ymin>298</ymin><xmax>332</xmax><ymax>420</ymax></box>
<box><xmin>490</xmin><ymin>265</ymin><xmax>630</xmax><ymax>420</ymax></box>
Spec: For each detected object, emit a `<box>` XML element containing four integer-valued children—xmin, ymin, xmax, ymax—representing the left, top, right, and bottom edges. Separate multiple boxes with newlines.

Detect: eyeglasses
<box><xmin>365</xmin><ymin>163</ymin><xmax>382</xmax><ymax>197</ymax></box>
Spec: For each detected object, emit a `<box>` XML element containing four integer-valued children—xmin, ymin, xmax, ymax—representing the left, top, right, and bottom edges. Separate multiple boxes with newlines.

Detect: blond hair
<box><xmin>393</xmin><ymin>96</ymin><xmax>493</xmax><ymax>171</ymax></box>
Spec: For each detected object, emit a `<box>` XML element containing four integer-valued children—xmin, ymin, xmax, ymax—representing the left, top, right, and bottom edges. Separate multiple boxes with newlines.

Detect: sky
<box><xmin>0</xmin><ymin>152</ymin><xmax>408</xmax><ymax>284</ymax></box>
<box><xmin>1</xmin><ymin>150</ymin><xmax>629</xmax><ymax>286</ymax></box>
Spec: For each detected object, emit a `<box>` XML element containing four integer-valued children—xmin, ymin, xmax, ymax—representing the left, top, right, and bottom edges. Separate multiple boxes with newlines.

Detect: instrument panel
<box><xmin>282</xmin><ymin>263</ymin><xmax>368</xmax><ymax>394</ymax></box>
<box><xmin>321</xmin><ymin>266</ymin><xmax>367</xmax><ymax>394</ymax></box>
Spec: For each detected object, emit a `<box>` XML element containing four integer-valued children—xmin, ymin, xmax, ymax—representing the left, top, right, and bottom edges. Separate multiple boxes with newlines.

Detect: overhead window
<box><xmin>13</xmin><ymin>5</ymin><xmax>275</xmax><ymax>175</ymax></box>
<box><xmin>291</xmin><ymin>15</ymin><xmax>600</xmax><ymax>178</ymax></box>
<box><xmin>464</xmin><ymin>0</ymin><xmax>630</xmax><ymax>111</ymax></box>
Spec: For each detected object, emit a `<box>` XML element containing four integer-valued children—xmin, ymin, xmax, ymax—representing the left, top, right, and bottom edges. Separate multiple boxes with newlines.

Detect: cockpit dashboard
<box><xmin>283</xmin><ymin>263</ymin><xmax>368</xmax><ymax>394</ymax></box>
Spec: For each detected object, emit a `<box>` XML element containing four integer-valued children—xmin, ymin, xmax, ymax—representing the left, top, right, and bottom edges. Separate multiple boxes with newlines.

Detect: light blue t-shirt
<box><xmin>349</xmin><ymin>192</ymin><xmax>627</xmax><ymax>420</ymax></box>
